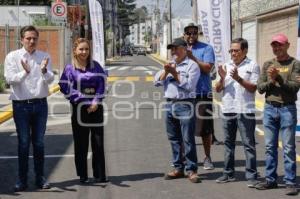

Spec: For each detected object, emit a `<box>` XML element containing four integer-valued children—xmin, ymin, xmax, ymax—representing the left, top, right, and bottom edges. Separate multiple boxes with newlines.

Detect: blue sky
<box><xmin>135</xmin><ymin>0</ymin><xmax>192</xmax><ymax>17</ymax></box>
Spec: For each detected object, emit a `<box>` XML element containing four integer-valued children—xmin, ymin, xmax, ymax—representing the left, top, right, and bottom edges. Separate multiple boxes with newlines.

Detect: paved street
<box><xmin>0</xmin><ymin>55</ymin><xmax>299</xmax><ymax>199</ymax></box>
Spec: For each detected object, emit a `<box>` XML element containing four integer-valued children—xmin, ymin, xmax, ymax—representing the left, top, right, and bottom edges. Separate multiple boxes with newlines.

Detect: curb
<box><xmin>149</xmin><ymin>53</ymin><xmax>167</xmax><ymax>65</ymax></box>
<box><xmin>0</xmin><ymin>84</ymin><xmax>60</xmax><ymax>125</ymax></box>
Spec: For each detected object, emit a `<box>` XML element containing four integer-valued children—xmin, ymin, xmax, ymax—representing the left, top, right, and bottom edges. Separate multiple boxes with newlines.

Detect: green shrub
<box><xmin>0</xmin><ymin>64</ymin><xmax>5</xmax><ymax>93</ymax></box>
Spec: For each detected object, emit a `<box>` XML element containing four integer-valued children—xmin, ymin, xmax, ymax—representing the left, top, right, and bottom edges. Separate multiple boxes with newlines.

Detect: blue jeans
<box><xmin>263</xmin><ymin>103</ymin><xmax>297</xmax><ymax>185</ymax></box>
<box><xmin>222</xmin><ymin>113</ymin><xmax>257</xmax><ymax>180</ymax></box>
<box><xmin>12</xmin><ymin>99</ymin><xmax>48</xmax><ymax>183</ymax></box>
<box><xmin>165</xmin><ymin>101</ymin><xmax>198</xmax><ymax>172</ymax></box>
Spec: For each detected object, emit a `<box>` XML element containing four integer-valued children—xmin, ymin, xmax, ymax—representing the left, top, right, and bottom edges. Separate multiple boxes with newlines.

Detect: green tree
<box><xmin>117</xmin><ymin>0</ymin><xmax>136</xmax><ymax>37</ymax></box>
<box><xmin>133</xmin><ymin>6</ymin><xmax>148</xmax><ymax>23</ymax></box>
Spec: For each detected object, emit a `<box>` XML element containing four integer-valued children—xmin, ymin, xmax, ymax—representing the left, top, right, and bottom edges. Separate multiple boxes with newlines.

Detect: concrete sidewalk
<box><xmin>0</xmin><ymin>75</ymin><xmax>60</xmax><ymax>124</ymax></box>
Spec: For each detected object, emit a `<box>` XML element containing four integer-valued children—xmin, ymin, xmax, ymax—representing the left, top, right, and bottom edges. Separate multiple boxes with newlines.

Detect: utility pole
<box><xmin>167</xmin><ymin>0</ymin><xmax>172</xmax><ymax>59</ymax></box>
<box><xmin>111</xmin><ymin>0</ymin><xmax>117</xmax><ymax>57</ymax></box>
<box><xmin>155</xmin><ymin>0</ymin><xmax>160</xmax><ymax>54</ymax></box>
<box><xmin>235</xmin><ymin>0</ymin><xmax>242</xmax><ymax>38</ymax></box>
<box><xmin>167</xmin><ymin>0</ymin><xmax>172</xmax><ymax>45</ymax></box>
<box><xmin>192</xmin><ymin>0</ymin><xmax>198</xmax><ymax>24</ymax></box>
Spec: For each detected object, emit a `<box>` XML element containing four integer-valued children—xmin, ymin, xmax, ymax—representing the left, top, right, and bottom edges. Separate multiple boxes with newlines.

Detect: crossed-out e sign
<box><xmin>51</xmin><ymin>1</ymin><xmax>67</xmax><ymax>24</ymax></box>
<box><xmin>52</xmin><ymin>2</ymin><xmax>66</xmax><ymax>17</ymax></box>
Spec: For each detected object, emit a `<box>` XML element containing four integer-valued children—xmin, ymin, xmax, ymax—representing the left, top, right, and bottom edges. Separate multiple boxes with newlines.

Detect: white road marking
<box><xmin>118</xmin><ymin>66</ymin><xmax>130</xmax><ymax>71</ymax></box>
<box><xmin>147</xmin><ymin>66</ymin><xmax>161</xmax><ymax>70</ymax></box>
<box><xmin>0</xmin><ymin>152</ymin><xmax>92</xmax><ymax>160</ymax></box>
<box><xmin>144</xmin><ymin>71</ymin><xmax>153</xmax><ymax>75</ymax></box>
<box><xmin>106</xmin><ymin>66</ymin><xmax>118</xmax><ymax>71</ymax></box>
<box><xmin>132</xmin><ymin>66</ymin><xmax>148</xmax><ymax>71</ymax></box>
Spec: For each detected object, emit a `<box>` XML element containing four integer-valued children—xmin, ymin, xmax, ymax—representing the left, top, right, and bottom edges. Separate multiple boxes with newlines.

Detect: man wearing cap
<box><xmin>255</xmin><ymin>33</ymin><xmax>300</xmax><ymax>196</ymax></box>
<box><xmin>154</xmin><ymin>38</ymin><xmax>201</xmax><ymax>183</ymax></box>
<box><xmin>183</xmin><ymin>23</ymin><xmax>219</xmax><ymax>171</ymax></box>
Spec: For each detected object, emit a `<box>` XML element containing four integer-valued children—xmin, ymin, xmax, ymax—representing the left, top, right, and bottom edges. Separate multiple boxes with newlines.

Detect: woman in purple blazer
<box><xmin>59</xmin><ymin>38</ymin><xmax>108</xmax><ymax>183</ymax></box>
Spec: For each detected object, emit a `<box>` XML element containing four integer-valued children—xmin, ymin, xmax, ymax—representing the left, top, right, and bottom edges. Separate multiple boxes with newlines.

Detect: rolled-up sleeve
<box><xmin>154</xmin><ymin>70</ymin><xmax>164</xmax><ymax>87</ymax></box>
<box><xmin>42</xmin><ymin>55</ymin><xmax>54</xmax><ymax>84</ymax></box>
<box><xmin>177</xmin><ymin>62</ymin><xmax>200</xmax><ymax>92</ymax></box>
<box><xmin>4</xmin><ymin>53</ymin><xmax>28</xmax><ymax>85</ymax></box>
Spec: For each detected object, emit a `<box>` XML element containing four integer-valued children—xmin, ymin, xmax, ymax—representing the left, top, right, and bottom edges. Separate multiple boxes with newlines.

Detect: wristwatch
<box><xmin>237</xmin><ymin>76</ymin><xmax>243</xmax><ymax>83</ymax></box>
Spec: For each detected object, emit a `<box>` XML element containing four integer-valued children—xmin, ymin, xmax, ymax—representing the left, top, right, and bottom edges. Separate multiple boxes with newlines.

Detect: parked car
<box><xmin>132</xmin><ymin>46</ymin><xmax>140</xmax><ymax>54</ymax></box>
<box><xmin>146</xmin><ymin>47</ymin><xmax>152</xmax><ymax>54</ymax></box>
<box><xmin>137</xmin><ymin>47</ymin><xmax>146</xmax><ymax>56</ymax></box>
<box><xmin>120</xmin><ymin>48</ymin><xmax>133</xmax><ymax>56</ymax></box>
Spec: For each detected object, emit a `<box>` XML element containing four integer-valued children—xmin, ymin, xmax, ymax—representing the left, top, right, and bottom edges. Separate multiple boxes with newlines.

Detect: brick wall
<box><xmin>0</xmin><ymin>26</ymin><xmax>63</xmax><ymax>71</ymax></box>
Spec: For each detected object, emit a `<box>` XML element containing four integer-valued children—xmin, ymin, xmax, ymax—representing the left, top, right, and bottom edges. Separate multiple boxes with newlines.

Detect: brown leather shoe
<box><xmin>188</xmin><ymin>172</ymin><xmax>201</xmax><ymax>183</ymax></box>
<box><xmin>164</xmin><ymin>169</ymin><xmax>185</xmax><ymax>180</ymax></box>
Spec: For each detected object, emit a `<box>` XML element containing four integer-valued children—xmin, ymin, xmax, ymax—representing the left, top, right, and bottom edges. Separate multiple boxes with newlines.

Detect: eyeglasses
<box><xmin>228</xmin><ymin>49</ymin><xmax>242</xmax><ymax>53</ymax></box>
<box><xmin>185</xmin><ymin>32</ymin><xmax>198</xmax><ymax>36</ymax></box>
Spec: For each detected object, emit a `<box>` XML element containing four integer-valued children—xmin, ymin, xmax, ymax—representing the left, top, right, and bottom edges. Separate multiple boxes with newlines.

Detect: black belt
<box><xmin>266</xmin><ymin>101</ymin><xmax>295</xmax><ymax>107</ymax></box>
<box><xmin>166</xmin><ymin>98</ymin><xmax>194</xmax><ymax>102</ymax></box>
<box><xmin>13</xmin><ymin>98</ymin><xmax>46</xmax><ymax>104</ymax></box>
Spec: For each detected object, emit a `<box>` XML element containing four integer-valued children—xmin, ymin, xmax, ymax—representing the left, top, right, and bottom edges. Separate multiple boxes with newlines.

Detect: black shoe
<box><xmin>79</xmin><ymin>176</ymin><xmax>90</xmax><ymax>184</ymax></box>
<box><xmin>14</xmin><ymin>180</ymin><xmax>28</xmax><ymax>192</ymax></box>
<box><xmin>93</xmin><ymin>177</ymin><xmax>109</xmax><ymax>183</ymax></box>
<box><xmin>285</xmin><ymin>184</ymin><xmax>298</xmax><ymax>196</ymax></box>
<box><xmin>255</xmin><ymin>180</ymin><xmax>278</xmax><ymax>190</ymax></box>
<box><xmin>36</xmin><ymin>177</ymin><xmax>51</xmax><ymax>189</ymax></box>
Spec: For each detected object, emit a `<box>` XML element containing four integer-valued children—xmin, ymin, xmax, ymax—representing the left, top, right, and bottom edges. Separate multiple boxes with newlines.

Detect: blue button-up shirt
<box><xmin>191</xmin><ymin>41</ymin><xmax>215</xmax><ymax>95</ymax></box>
<box><xmin>154</xmin><ymin>56</ymin><xmax>200</xmax><ymax>99</ymax></box>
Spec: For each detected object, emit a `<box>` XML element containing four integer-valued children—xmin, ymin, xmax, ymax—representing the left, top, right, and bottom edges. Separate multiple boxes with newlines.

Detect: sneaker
<box><xmin>35</xmin><ymin>176</ymin><xmax>51</xmax><ymax>189</ymax></box>
<box><xmin>203</xmin><ymin>157</ymin><xmax>214</xmax><ymax>170</ymax></box>
<box><xmin>285</xmin><ymin>184</ymin><xmax>298</xmax><ymax>196</ymax></box>
<box><xmin>216</xmin><ymin>174</ymin><xmax>235</xmax><ymax>183</ymax></box>
<box><xmin>247</xmin><ymin>179</ymin><xmax>260</xmax><ymax>188</ymax></box>
<box><xmin>164</xmin><ymin>169</ymin><xmax>185</xmax><ymax>180</ymax></box>
<box><xmin>187</xmin><ymin>171</ymin><xmax>201</xmax><ymax>183</ymax></box>
<box><xmin>14</xmin><ymin>180</ymin><xmax>28</xmax><ymax>192</ymax></box>
<box><xmin>255</xmin><ymin>180</ymin><xmax>278</xmax><ymax>190</ymax></box>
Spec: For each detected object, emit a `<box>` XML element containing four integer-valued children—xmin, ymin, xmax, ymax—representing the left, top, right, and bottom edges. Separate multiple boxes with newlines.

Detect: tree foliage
<box><xmin>117</xmin><ymin>0</ymin><xmax>136</xmax><ymax>37</ymax></box>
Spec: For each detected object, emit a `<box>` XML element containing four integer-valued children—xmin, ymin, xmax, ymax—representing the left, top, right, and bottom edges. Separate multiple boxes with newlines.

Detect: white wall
<box><xmin>0</xmin><ymin>6</ymin><xmax>49</xmax><ymax>26</ymax></box>
<box><xmin>160</xmin><ymin>23</ymin><xmax>168</xmax><ymax>60</ymax></box>
<box><xmin>172</xmin><ymin>17</ymin><xmax>192</xmax><ymax>39</ymax></box>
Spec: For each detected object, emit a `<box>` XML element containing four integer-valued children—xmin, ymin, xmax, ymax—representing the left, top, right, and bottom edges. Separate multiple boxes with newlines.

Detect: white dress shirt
<box><xmin>4</xmin><ymin>47</ymin><xmax>54</xmax><ymax>100</ymax></box>
<box><xmin>221</xmin><ymin>57</ymin><xmax>260</xmax><ymax>113</ymax></box>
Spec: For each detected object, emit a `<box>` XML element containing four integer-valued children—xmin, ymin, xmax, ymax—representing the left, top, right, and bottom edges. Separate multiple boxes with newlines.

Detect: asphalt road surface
<box><xmin>0</xmin><ymin>54</ymin><xmax>299</xmax><ymax>199</ymax></box>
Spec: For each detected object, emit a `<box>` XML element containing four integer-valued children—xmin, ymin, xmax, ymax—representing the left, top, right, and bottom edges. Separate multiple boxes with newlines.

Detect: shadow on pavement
<box><xmin>0</xmin><ymin>133</ymin><xmax>73</xmax><ymax>196</ymax></box>
<box><xmin>108</xmin><ymin>172</ymin><xmax>164</xmax><ymax>187</ymax></box>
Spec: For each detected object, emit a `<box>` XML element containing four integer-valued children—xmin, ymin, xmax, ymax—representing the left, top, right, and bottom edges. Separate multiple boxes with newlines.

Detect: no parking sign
<box><xmin>51</xmin><ymin>0</ymin><xmax>67</xmax><ymax>24</ymax></box>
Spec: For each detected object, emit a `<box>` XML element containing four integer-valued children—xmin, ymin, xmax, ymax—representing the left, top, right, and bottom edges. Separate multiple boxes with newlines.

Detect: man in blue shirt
<box><xmin>154</xmin><ymin>38</ymin><xmax>201</xmax><ymax>183</ymax></box>
<box><xmin>183</xmin><ymin>23</ymin><xmax>218</xmax><ymax>170</ymax></box>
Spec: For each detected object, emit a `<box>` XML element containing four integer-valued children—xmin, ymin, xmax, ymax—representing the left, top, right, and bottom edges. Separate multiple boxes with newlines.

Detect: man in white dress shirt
<box><xmin>4</xmin><ymin>25</ymin><xmax>54</xmax><ymax>191</ymax></box>
<box><xmin>215</xmin><ymin>38</ymin><xmax>260</xmax><ymax>187</ymax></box>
